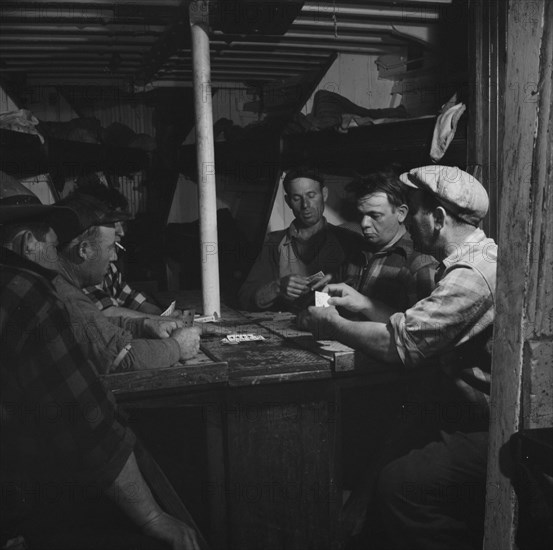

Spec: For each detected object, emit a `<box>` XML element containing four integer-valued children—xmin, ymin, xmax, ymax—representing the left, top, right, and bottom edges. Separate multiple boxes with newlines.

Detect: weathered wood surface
<box><xmin>484</xmin><ymin>1</ymin><xmax>553</xmax><ymax>549</ymax></box>
<box><xmin>101</xmin><ymin>351</ymin><xmax>228</xmax><ymax>398</ymax></box>
<box><xmin>252</xmin><ymin>312</ymin><xmax>388</xmax><ymax>374</ymax></box>
<box><xmin>467</xmin><ymin>0</ymin><xmax>504</xmax><ymax>241</ymax></box>
<box><xmin>222</xmin><ymin>384</ymin><xmax>343</xmax><ymax>550</ymax></box>
<box><xmin>199</xmin><ymin>318</ymin><xmax>334</xmax><ymax>386</ymax></box>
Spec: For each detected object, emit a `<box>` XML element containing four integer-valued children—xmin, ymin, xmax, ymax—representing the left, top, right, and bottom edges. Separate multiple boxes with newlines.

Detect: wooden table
<box><xmin>101</xmin><ymin>294</ymin><xmax>407</xmax><ymax>550</ymax></box>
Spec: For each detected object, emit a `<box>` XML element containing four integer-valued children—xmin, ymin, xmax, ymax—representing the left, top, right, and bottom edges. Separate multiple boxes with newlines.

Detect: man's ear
<box><xmin>397</xmin><ymin>203</ymin><xmax>408</xmax><ymax>223</ymax></box>
<box><xmin>322</xmin><ymin>186</ymin><xmax>329</xmax><ymax>202</ymax></box>
<box><xmin>433</xmin><ymin>206</ymin><xmax>447</xmax><ymax>230</ymax></box>
<box><xmin>77</xmin><ymin>240</ymin><xmax>91</xmax><ymax>261</ymax></box>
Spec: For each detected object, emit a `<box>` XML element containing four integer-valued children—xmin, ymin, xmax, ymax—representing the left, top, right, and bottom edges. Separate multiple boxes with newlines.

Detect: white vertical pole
<box><xmin>189</xmin><ymin>0</ymin><xmax>220</xmax><ymax>317</ymax></box>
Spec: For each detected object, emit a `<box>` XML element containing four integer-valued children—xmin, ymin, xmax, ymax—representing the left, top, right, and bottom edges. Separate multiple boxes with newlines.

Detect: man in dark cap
<box><xmin>0</xmin><ymin>172</ymin><xmax>200</xmax><ymax>550</ymax></box>
<box><xmin>238</xmin><ymin>166</ymin><xmax>363</xmax><ymax>311</ymax></box>
<box><xmin>73</xmin><ymin>176</ymin><xmax>163</xmax><ymax>318</ymax></box>
<box><xmin>49</xmin><ymin>192</ymin><xmax>200</xmax><ymax>373</ymax></box>
<box><xmin>301</xmin><ymin>165</ymin><xmax>497</xmax><ymax>550</ymax></box>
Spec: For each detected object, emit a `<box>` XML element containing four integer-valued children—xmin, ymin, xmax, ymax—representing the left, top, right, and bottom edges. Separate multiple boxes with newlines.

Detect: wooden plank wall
<box><xmin>467</xmin><ymin>0</ymin><xmax>505</xmax><ymax>241</ymax></box>
<box><xmin>484</xmin><ymin>1</ymin><xmax>553</xmax><ymax>549</ymax></box>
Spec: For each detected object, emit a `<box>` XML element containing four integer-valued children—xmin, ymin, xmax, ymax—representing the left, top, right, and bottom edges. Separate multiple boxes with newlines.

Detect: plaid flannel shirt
<box><xmin>340</xmin><ymin>229</ymin><xmax>438</xmax><ymax>311</ymax></box>
<box><xmin>0</xmin><ymin>248</ymin><xmax>135</xmax><ymax>489</ymax></box>
<box><xmin>83</xmin><ymin>262</ymin><xmax>147</xmax><ymax>311</ymax></box>
<box><xmin>389</xmin><ymin>228</ymin><xmax>497</xmax><ymax>409</ymax></box>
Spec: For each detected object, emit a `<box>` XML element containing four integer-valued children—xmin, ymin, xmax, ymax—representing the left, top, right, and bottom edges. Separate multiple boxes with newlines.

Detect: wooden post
<box><xmin>190</xmin><ymin>0</ymin><xmax>220</xmax><ymax>317</ymax></box>
<box><xmin>467</xmin><ymin>0</ymin><xmax>505</xmax><ymax>241</ymax></box>
<box><xmin>484</xmin><ymin>1</ymin><xmax>553</xmax><ymax>549</ymax></box>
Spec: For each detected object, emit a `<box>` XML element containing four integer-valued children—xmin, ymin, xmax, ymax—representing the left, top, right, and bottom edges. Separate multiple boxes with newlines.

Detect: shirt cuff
<box><xmin>389</xmin><ymin>311</ymin><xmax>423</xmax><ymax>369</ymax></box>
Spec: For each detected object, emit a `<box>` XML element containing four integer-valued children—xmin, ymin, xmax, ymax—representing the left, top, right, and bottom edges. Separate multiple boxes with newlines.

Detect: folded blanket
<box><xmin>430</xmin><ymin>97</ymin><xmax>466</xmax><ymax>161</ymax></box>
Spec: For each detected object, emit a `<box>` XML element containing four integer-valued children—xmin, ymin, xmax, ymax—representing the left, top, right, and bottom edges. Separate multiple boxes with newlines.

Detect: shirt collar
<box><xmin>364</xmin><ymin>225</ymin><xmax>411</xmax><ymax>257</ymax></box>
<box><xmin>0</xmin><ymin>246</ymin><xmax>58</xmax><ymax>282</ymax></box>
<box><xmin>285</xmin><ymin>217</ymin><xmax>328</xmax><ymax>243</ymax></box>
<box><xmin>441</xmin><ymin>227</ymin><xmax>488</xmax><ymax>269</ymax></box>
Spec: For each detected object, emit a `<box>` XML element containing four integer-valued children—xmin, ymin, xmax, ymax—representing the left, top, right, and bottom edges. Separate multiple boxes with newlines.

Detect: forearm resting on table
<box><xmin>115</xmin><ymin>338</ymin><xmax>181</xmax><ymax>372</ymax></box>
<box><xmin>331</xmin><ymin>317</ymin><xmax>401</xmax><ymax>363</ymax></box>
<box><xmin>102</xmin><ymin>306</ymin><xmax>155</xmax><ymax>319</ymax></box>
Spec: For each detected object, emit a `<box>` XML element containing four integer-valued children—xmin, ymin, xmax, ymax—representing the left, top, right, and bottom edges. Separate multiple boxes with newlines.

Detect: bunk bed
<box><xmin>179</xmin><ymin>112</ymin><xmax>467</xmax><ymax>182</ymax></box>
<box><xmin>0</xmin><ymin>127</ymin><xmax>149</xmax><ymax>183</ymax></box>
<box><xmin>281</xmin><ymin>114</ymin><xmax>467</xmax><ymax>176</ymax></box>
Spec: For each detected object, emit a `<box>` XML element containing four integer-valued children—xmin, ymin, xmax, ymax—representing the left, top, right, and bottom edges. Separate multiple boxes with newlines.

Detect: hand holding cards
<box><xmin>291</xmin><ymin>272</ymin><xmax>332</xmax><ymax>311</ymax></box>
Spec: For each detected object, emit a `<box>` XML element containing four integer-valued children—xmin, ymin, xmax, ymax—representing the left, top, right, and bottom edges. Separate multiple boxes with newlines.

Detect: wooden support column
<box><xmin>484</xmin><ymin>1</ymin><xmax>553</xmax><ymax>549</ymax></box>
<box><xmin>190</xmin><ymin>0</ymin><xmax>220</xmax><ymax>317</ymax></box>
<box><xmin>467</xmin><ymin>0</ymin><xmax>506</xmax><ymax>241</ymax></box>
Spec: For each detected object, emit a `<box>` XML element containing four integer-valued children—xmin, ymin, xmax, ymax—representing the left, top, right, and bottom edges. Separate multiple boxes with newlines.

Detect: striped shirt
<box><xmin>83</xmin><ymin>262</ymin><xmax>147</xmax><ymax>311</ymax></box>
<box><xmin>341</xmin><ymin>228</ymin><xmax>438</xmax><ymax>311</ymax></box>
<box><xmin>389</xmin><ymin>228</ymin><xmax>497</xmax><ymax>410</ymax></box>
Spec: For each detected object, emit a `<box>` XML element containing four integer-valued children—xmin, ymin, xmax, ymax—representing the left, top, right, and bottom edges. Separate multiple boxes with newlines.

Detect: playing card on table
<box><xmin>222</xmin><ymin>333</ymin><xmax>266</xmax><ymax>344</ymax></box>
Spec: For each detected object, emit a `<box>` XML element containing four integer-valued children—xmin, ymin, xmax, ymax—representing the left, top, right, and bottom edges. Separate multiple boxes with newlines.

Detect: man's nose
<box><xmin>361</xmin><ymin>216</ymin><xmax>371</xmax><ymax>228</ymax></box>
<box><xmin>115</xmin><ymin>222</ymin><xmax>125</xmax><ymax>237</ymax></box>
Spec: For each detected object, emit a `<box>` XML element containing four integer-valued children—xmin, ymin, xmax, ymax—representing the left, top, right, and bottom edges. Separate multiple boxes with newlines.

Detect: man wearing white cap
<box><xmin>301</xmin><ymin>165</ymin><xmax>497</xmax><ymax>549</ymax></box>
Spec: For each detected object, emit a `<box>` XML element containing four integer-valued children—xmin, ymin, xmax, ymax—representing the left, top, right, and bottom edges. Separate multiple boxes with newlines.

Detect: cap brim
<box><xmin>399</xmin><ymin>172</ymin><xmax>420</xmax><ymax>189</ymax></box>
<box><xmin>0</xmin><ymin>204</ymin><xmax>57</xmax><ymax>224</ymax></box>
<box><xmin>104</xmin><ymin>210</ymin><xmax>133</xmax><ymax>223</ymax></box>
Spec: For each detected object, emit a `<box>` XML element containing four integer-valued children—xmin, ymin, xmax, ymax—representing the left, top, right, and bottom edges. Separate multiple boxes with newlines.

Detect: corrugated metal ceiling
<box><xmin>0</xmin><ymin>0</ymin><xmax>454</xmax><ymax>89</ymax></box>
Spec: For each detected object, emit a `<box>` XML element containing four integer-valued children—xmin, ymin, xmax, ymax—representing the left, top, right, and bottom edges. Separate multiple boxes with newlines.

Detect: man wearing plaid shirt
<box><xmin>0</xmin><ymin>175</ymin><xmax>200</xmax><ymax>549</ymax></box>
<box><xmin>339</xmin><ymin>170</ymin><xmax>437</xmax><ymax>312</ymax></box>
<box><xmin>302</xmin><ymin>166</ymin><xmax>497</xmax><ymax>550</ymax></box>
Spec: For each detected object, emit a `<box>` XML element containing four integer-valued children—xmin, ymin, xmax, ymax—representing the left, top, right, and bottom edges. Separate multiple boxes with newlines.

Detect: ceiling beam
<box><xmin>0</xmin><ymin>24</ymin><xmax>166</xmax><ymax>34</ymax></box>
<box><xmin>0</xmin><ymin>36</ymin><xmax>158</xmax><ymax>44</ymax></box>
<box><xmin>1</xmin><ymin>53</ymin><xmax>144</xmax><ymax>59</ymax></box>
<box><xmin>293</xmin><ymin>19</ymin><xmax>436</xmax><ymax>33</ymax></box>
<box><xmin>1</xmin><ymin>0</ymin><xmax>180</xmax><ymax>5</ymax></box>
<box><xmin>0</xmin><ymin>45</ymin><xmax>149</xmax><ymax>52</ymax></box>
<box><xmin>2</xmin><ymin>61</ymin><xmax>142</xmax><ymax>68</ymax></box>
<box><xmin>177</xmin><ymin>48</ymin><xmax>329</xmax><ymax>58</ymax></box>
<box><xmin>301</xmin><ymin>2</ymin><xmax>442</xmax><ymax>21</ymax></box>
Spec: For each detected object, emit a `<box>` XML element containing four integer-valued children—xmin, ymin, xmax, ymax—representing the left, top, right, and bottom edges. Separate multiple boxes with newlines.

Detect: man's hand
<box><xmin>172</xmin><ymin>326</ymin><xmax>201</xmax><ymax>360</ymax></box>
<box><xmin>297</xmin><ymin>305</ymin><xmax>341</xmax><ymax>339</ymax></box>
<box><xmin>279</xmin><ymin>274</ymin><xmax>310</xmax><ymax>300</ymax></box>
<box><xmin>310</xmin><ymin>273</ymin><xmax>333</xmax><ymax>291</ymax></box>
<box><xmin>143</xmin><ymin>318</ymin><xmax>185</xmax><ymax>339</ymax></box>
<box><xmin>142</xmin><ymin>511</ymin><xmax>200</xmax><ymax>550</ymax></box>
<box><xmin>324</xmin><ymin>283</ymin><xmax>371</xmax><ymax>314</ymax></box>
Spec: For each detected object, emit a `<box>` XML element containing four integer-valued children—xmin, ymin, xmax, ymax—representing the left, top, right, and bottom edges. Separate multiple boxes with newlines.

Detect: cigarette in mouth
<box><xmin>115</xmin><ymin>242</ymin><xmax>126</xmax><ymax>252</ymax></box>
